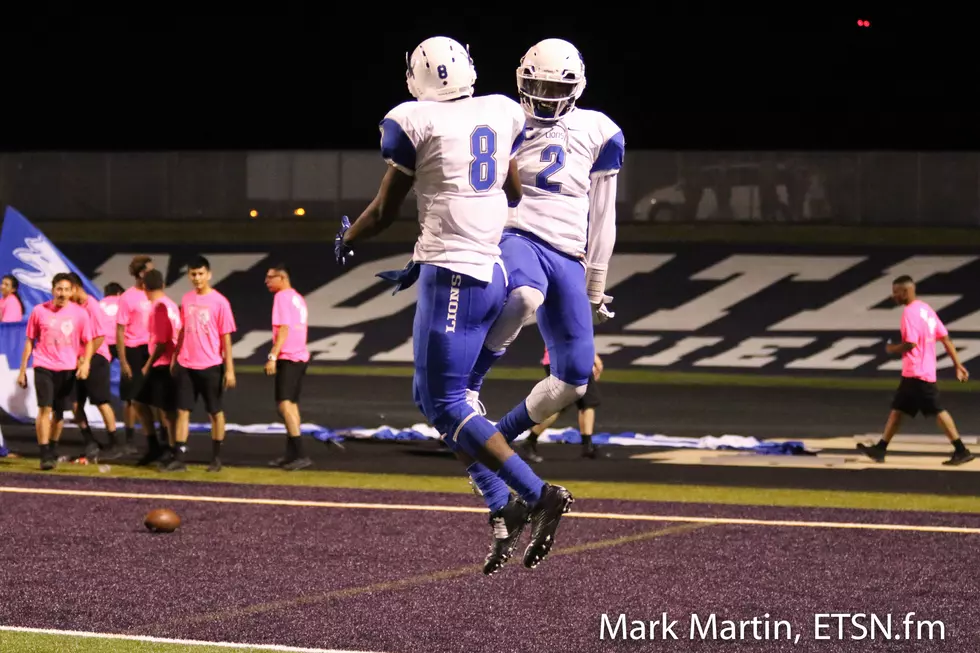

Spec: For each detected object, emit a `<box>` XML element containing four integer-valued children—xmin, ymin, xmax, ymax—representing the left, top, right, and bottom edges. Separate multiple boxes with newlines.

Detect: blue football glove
<box><xmin>334</xmin><ymin>215</ymin><xmax>354</xmax><ymax>266</ymax></box>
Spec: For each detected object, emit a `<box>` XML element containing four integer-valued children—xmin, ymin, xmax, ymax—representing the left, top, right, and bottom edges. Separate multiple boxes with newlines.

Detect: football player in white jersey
<box><xmin>334</xmin><ymin>36</ymin><xmax>574</xmax><ymax>575</ymax></box>
<box><xmin>464</xmin><ymin>38</ymin><xmax>625</xmax><ymax>458</ymax></box>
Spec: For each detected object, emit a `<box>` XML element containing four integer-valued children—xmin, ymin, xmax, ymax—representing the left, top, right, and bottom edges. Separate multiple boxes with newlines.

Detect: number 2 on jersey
<box><xmin>535</xmin><ymin>144</ymin><xmax>566</xmax><ymax>193</ymax></box>
<box><xmin>469</xmin><ymin>125</ymin><xmax>497</xmax><ymax>192</ymax></box>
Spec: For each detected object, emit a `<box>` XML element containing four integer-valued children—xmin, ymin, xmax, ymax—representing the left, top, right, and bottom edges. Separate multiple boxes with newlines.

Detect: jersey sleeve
<box><xmin>271</xmin><ymin>292</ymin><xmax>287</xmax><ymax>327</ymax></box>
<box><xmin>79</xmin><ymin>311</ymin><xmax>93</xmax><ymax>344</ymax></box>
<box><xmin>116</xmin><ymin>294</ymin><xmax>131</xmax><ymax>326</ymax></box>
<box><xmin>25</xmin><ymin>307</ymin><xmax>39</xmax><ymax>340</ymax></box>
<box><xmin>379</xmin><ymin>102</ymin><xmax>423</xmax><ymax>177</ymax></box>
<box><xmin>589</xmin><ymin>113</ymin><xmax>625</xmax><ymax>178</ymax></box>
<box><xmin>585</xmin><ymin>173</ymin><xmax>619</xmax><ymax>303</ymax></box>
<box><xmin>935</xmin><ymin>312</ymin><xmax>949</xmax><ymax>339</ymax></box>
<box><xmin>218</xmin><ymin>297</ymin><xmax>237</xmax><ymax>336</ymax></box>
<box><xmin>153</xmin><ymin>303</ymin><xmax>172</xmax><ymax>343</ymax></box>
<box><xmin>900</xmin><ymin>308</ymin><xmax>913</xmax><ymax>342</ymax></box>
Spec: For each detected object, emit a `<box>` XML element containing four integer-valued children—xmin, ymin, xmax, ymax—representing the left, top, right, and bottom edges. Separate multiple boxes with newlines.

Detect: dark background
<box><xmin>3</xmin><ymin>6</ymin><xmax>975</xmax><ymax>151</ymax></box>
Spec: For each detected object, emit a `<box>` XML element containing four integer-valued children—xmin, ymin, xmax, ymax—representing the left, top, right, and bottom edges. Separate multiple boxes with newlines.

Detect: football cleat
<box><xmin>483</xmin><ymin>496</ymin><xmax>530</xmax><ymax>576</ymax></box>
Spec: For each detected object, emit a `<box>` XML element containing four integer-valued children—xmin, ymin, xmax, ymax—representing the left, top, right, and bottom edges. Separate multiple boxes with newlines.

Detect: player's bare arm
<box><xmin>222</xmin><ymin>333</ymin><xmax>236</xmax><ymax>389</ymax></box>
<box><xmin>886</xmin><ymin>341</ymin><xmax>916</xmax><ymax>355</ymax></box>
<box><xmin>116</xmin><ymin>323</ymin><xmax>131</xmax><ymax>378</ymax></box>
<box><xmin>77</xmin><ymin>339</ymin><xmax>94</xmax><ymax>380</ymax></box>
<box><xmin>170</xmin><ymin>328</ymin><xmax>184</xmax><ymax>374</ymax></box>
<box><xmin>17</xmin><ymin>338</ymin><xmax>33</xmax><ymax>388</ymax></box>
<box><xmin>266</xmin><ymin>325</ymin><xmax>288</xmax><ymax>376</ymax></box>
<box><xmin>940</xmin><ymin>335</ymin><xmax>969</xmax><ymax>381</ymax></box>
<box><xmin>503</xmin><ymin>158</ymin><xmax>522</xmax><ymax>207</ymax></box>
<box><xmin>343</xmin><ymin>167</ymin><xmax>415</xmax><ymax>245</ymax></box>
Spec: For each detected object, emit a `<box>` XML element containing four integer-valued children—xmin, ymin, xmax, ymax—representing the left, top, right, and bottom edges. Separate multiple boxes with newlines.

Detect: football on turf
<box><xmin>144</xmin><ymin>508</ymin><xmax>181</xmax><ymax>533</ymax></box>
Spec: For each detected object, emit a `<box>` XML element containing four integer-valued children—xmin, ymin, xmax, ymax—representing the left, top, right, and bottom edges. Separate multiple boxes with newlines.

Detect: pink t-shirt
<box><xmin>0</xmin><ymin>295</ymin><xmax>23</xmax><ymax>322</ymax></box>
<box><xmin>117</xmin><ymin>286</ymin><xmax>151</xmax><ymax>347</ymax></box>
<box><xmin>148</xmin><ymin>295</ymin><xmax>182</xmax><ymax>368</ymax></box>
<box><xmin>541</xmin><ymin>347</ymin><xmax>550</xmax><ymax>366</ymax></box>
<box><xmin>99</xmin><ymin>296</ymin><xmax>120</xmax><ymax>346</ymax></box>
<box><xmin>900</xmin><ymin>299</ymin><xmax>948</xmax><ymax>383</ymax></box>
<box><xmin>177</xmin><ymin>289</ymin><xmax>236</xmax><ymax>370</ymax></box>
<box><xmin>272</xmin><ymin>288</ymin><xmax>310</xmax><ymax>363</ymax></box>
<box><xmin>26</xmin><ymin>301</ymin><xmax>92</xmax><ymax>372</ymax></box>
<box><xmin>79</xmin><ymin>297</ymin><xmax>113</xmax><ymax>361</ymax></box>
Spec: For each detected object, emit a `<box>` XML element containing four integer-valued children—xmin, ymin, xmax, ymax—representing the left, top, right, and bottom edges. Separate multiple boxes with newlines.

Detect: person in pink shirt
<box><xmin>116</xmin><ymin>255</ymin><xmax>157</xmax><ymax>454</ymax></box>
<box><xmin>17</xmin><ymin>272</ymin><xmax>94</xmax><ymax>470</ymax></box>
<box><xmin>165</xmin><ymin>256</ymin><xmax>237</xmax><ymax>473</ymax></box>
<box><xmin>858</xmin><ymin>275</ymin><xmax>974</xmax><ymax>466</ymax></box>
<box><xmin>99</xmin><ymin>282</ymin><xmax>124</xmax><ymax>356</ymax></box>
<box><xmin>264</xmin><ymin>263</ymin><xmax>313</xmax><ymax>471</ymax></box>
<box><xmin>67</xmin><ymin>273</ymin><xmax>119</xmax><ymax>461</ymax></box>
<box><xmin>0</xmin><ymin>275</ymin><xmax>24</xmax><ymax>322</ymax></box>
<box><xmin>135</xmin><ymin>269</ymin><xmax>181</xmax><ymax>467</ymax></box>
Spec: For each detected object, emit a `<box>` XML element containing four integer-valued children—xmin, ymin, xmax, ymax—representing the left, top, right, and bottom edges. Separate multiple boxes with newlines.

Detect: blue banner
<box><xmin>0</xmin><ymin>206</ymin><xmax>103</xmax><ymax>316</ymax></box>
<box><xmin>0</xmin><ymin>206</ymin><xmax>118</xmax><ymax>429</ymax></box>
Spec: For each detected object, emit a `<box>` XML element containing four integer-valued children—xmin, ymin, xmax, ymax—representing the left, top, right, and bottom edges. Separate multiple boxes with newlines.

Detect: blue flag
<box><xmin>0</xmin><ymin>205</ymin><xmax>102</xmax><ymax>314</ymax></box>
<box><xmin>0</xmin><ymin>206</ymin><xmax>118</xmax><ymax>435</ymax></box>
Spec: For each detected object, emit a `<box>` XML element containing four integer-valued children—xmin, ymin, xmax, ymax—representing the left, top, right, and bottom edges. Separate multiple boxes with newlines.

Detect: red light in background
<box><xmin>857</xmin><ymin>19</ymin><xmax>871</xmax><ymax>27</ymax></box>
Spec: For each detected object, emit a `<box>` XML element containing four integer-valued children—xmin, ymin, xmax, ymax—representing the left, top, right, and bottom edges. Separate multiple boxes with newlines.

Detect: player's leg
<box><xmin>858</xmin><ymin>377</ymin><xmax>915</xmax><ymax>462</ymax></box>
<box><xmin>129</xmin><ymin>345</ymin><xmax>157</xmax><ymax>455</ymax></box>
<box><xmin>917</xmin><ymin>383</ymin><xmax>976</xmax><ymax>465</ymax></box>
<box><xmin>576</xmin><ymin>373</ymin><xmax>606</xmax><ymax>458</ymax></box>
<box><xmin>465</xmin><ymin>235</ymin><xmax>548</xmax><ymax>408</ymax></box>
<box><xmin>48</xmin><ymin>371</ymin><xmax>75</xmax><ymax>464</ymax></box>
<box><xmin>203</xmin><ymin>365</ymin><xmax>226</xmax><ymax>472</ymax></box>
<box><xmin>497</xmin><ymin>250</ymin><xmax>593</xmax><ymax>444</ymax></box>
<box><xmin>33</xmin><ymin>369</ymin><xmax>56</xmax><ymax>469</ymax></box>
<box><xmin>412</xmin><ymin>263</ymin><xmax>572</xmax><ymax>571</ymax></box>
<box><xmin>134</xmin><ymin>368</ymin><xmax>167</xmax><ymax>465</ymax></box>
<box><xmin>71</xmin><ymin>378</ymin><xmax>98</xmax><ymax>459</ymax></box>
<box><xmin>271</xmin><ymin>360</ymin><xmax>313</xmax><ymax>470</ymax></box>
<box><xmin>84</xmin><ymin>355</ymin><xmax>119</xmax><ymax>461</ymax></box>
<box><xmin>120</xmin><ymin>347</ymin><xmax>141</xmax><ymax>452</ymax></box>
<box><xmin>520</xmin><ymin>364</ymin><xmax>557</xmax><ymax>463</ymax></box>
<box><xmin>164</xmin><ymin>365</ymin><xmax>194</xmax><ymax>471</ymax></box>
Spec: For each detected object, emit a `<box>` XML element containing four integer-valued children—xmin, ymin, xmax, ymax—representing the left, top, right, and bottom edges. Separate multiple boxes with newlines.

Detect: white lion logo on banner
<box><xmin>11</xmin><ymin>236</ymin><xmax>71</xmax><ymax>292</ymax></box>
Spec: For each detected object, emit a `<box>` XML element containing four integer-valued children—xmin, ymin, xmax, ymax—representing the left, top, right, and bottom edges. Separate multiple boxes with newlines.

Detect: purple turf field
<box><xmin>0</xmin><ymin>473</ymin><xmax>976</xmax><ymax>652</ymax></box>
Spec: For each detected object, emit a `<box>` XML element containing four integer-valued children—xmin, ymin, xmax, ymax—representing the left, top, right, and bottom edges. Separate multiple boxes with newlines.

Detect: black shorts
<box><xmin>175</xmin><ymin>364</ymin><xmax>224</xmax><ymax>415</ymax></box>
<box><xmin>35</xmin><ymin>367</ymin><xmax>76</xmax><ymax>419</ymax></box>
<box><xmin>120</xmin><ymin>344</ymin><xmax>150</xmax><ymax>401</ymax></box>
<box><xmin>76</xmin><ymin>354</ymin><xmax>112</xmax><ymax>407</ymax></box>
<box><xmin>137</xmin><ymin>365</ymin><xmax>177</xmax><ymax>412</ymax></box>
<box><xmin>275</xmin><ymin>359</ymin><xmax>308</xmax><ymax>404</ymax></box>
<box><xmin>541</xmin><ymin>364</ymin><xmax>601</xmax><ymax>411</ymax></box>
<box><xmin>892</xmin><ymin>376</ymin><xmax>943</xmax><ymax>417</ymax></box>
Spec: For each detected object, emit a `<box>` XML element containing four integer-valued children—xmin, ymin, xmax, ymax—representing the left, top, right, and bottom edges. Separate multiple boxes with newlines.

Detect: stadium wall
<box><xmin>52</xmin><ymin>241</ymin><xmax>980</xmax><ymax>379</ymax></box>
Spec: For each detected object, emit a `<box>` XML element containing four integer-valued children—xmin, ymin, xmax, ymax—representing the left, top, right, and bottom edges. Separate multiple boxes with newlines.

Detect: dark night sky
<box><xmin>4</xmin><ymin>7</ymin><xmax>975</xmax><ymax>151</ymax></box>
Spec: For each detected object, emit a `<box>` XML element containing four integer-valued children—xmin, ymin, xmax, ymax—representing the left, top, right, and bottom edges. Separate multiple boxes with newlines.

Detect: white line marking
<box><xmin>0</xmin><ymin>625</ymin><xmax>387</xmax><ymax>652</ymax></box>
<box><xmin>2</xmin><ymin>485</ymin><xmax>978</xmax><ymax>535</ymax></box>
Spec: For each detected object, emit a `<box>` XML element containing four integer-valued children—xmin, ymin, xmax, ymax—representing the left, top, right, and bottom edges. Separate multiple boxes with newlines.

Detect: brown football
<box><xmin>144</xmin><ymin>508</ymin><xmax>181</xmax><ymax>533</ymax></box>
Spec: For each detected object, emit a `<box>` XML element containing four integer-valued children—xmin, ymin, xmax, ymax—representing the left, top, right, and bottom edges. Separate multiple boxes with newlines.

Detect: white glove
<box><xmin>592</xmin><ymin>294</ymin><xmax>615</xmax><ymax>324</ymax></box>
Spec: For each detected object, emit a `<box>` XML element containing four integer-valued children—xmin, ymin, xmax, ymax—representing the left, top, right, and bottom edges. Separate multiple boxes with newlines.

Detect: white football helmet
<box><xmin>516</xmin><ymin>38</ymin><xmax>586</xmax><ymax>122</ymax></box>
<box><xmin>406</xmin><ymin>36</ymin><xmax>477</xmax><ymax>102</ymax></box>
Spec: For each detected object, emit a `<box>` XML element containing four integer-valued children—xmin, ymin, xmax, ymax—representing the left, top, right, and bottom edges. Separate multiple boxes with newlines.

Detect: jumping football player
<box><xmin>464</xmin><ymin>38</ymin><xmax>624</xmax><ymax>451</ymax></box>
<box><xmin>335</xmin><ymin>36</ymin><xmax>574</xmax><ymax>575</ymax></box>
<box><xmin>857</xmin><ymin>275</ymin><xmax>974</xmax><ymax>466</ymax></box>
